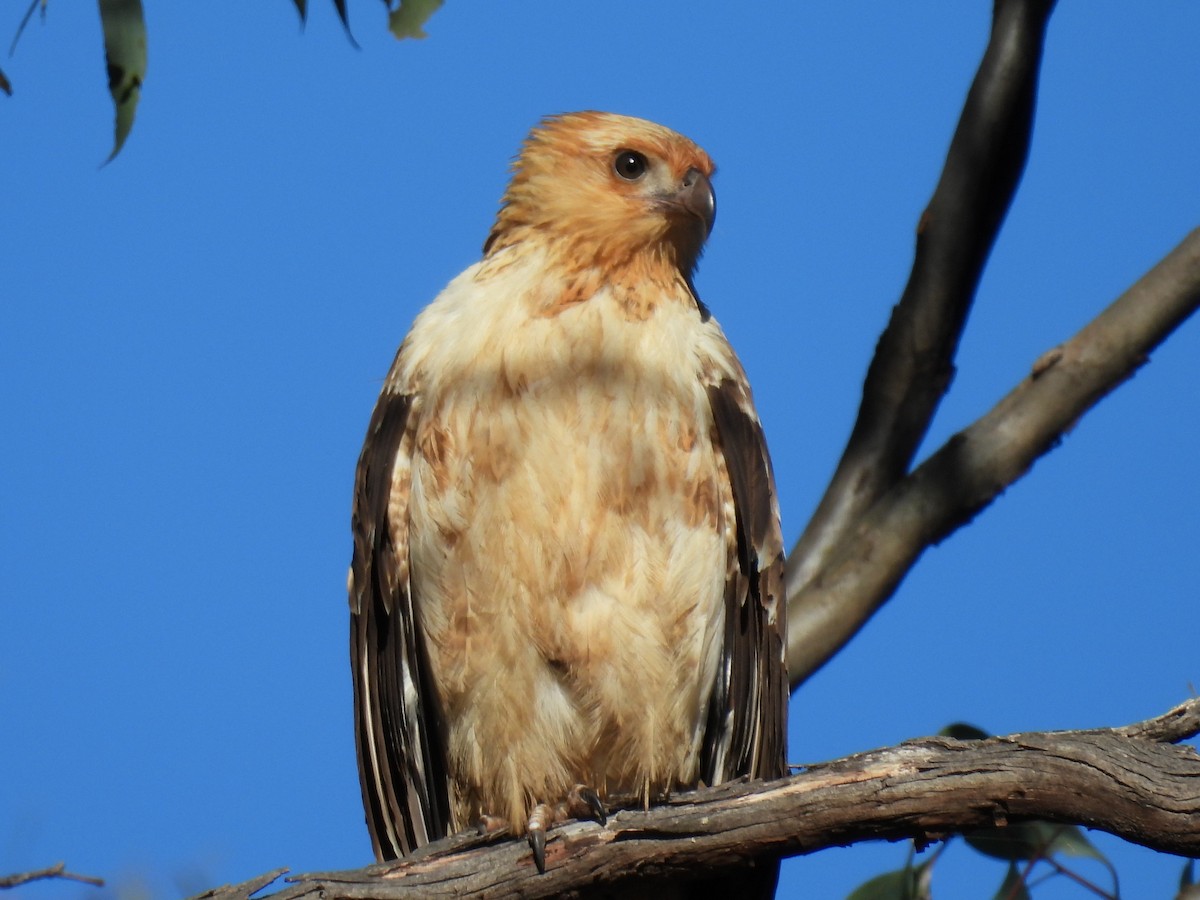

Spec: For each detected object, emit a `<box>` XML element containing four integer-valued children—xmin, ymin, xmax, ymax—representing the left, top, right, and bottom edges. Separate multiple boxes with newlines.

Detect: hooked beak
<box><xmin>676</xmin><ymin>167</ymin><xmax>716</xmax><ymax>237</ymax></box>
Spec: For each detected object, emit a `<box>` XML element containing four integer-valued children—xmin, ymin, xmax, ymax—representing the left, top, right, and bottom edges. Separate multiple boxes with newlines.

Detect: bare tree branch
<box><xmin>0</xmin><ymin>861</ymin><xmax>104</xmax><ymax>889</ymax></box>
<box><xmin>787</xmin><ymin>0</ymin><xmax>1057</xmax><ymax>602</ymax></box>
<box><xmin>788</xmin><ymin>227</ymin><xmax>1200</xmax><ymax>683</ymax></box>
<box><xmin>195</xmin><ymin>699</ymin><xmax>1200</xmax><ymax>899</ymax></box>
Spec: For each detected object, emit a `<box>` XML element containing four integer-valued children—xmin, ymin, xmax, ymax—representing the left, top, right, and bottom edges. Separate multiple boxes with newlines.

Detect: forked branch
<box><xmin>784</xmin><ymin>0</ymin><xmax>1200</xmax><ymax>689</ymax></box>
<box><xmin>788</xmin><ymin>228</ymin><xmax>1200</xmax><ymax>684</ymax></box>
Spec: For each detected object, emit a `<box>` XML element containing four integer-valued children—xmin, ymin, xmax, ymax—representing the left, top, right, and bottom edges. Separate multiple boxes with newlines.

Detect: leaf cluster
<box><xmin>3</xmin><ymin>1</ymin><xmax>442</xmax><ymax>160</ymax></box>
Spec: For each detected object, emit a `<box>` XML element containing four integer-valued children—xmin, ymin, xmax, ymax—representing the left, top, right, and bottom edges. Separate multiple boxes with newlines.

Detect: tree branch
<box><xmin>0</xmin><ymin>861</ymin><xmax>104</xmax><ymax>889</ymax></box>
<box><xmin>783</xmin><ymin>0</ymin><xmax>1200</xmax><ymax>689</ymax></box>
<box><xmin>787</xmin><ymin>227</ymin><xmax>1200</xmax><ymax>684</ymax></box>
<box><xmin>197</xmin><ymin>699</ymin><xmax>1200</xmax><ymax>899</ymax></box>
<box><xmin>787</xmin><ymin>0</ymin><xmax>1057</xmax><ymax>604</ymax></box>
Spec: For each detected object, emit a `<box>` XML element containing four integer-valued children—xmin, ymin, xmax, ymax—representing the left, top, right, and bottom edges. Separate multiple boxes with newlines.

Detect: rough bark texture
<box><xmin>193</xmin><ymin>700</ymin><xmax>1200</xmax><ymax>899</ymax></box>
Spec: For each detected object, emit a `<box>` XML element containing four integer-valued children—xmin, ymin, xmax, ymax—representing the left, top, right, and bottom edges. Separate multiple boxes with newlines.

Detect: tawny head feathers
<box><xmin>485</xmin><ymin>111</ymin><xmax>716</xmax><ymax>275</ymax></box>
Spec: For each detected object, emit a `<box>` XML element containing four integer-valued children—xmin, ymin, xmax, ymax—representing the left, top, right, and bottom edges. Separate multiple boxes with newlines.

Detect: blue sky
<box><xmin>3</xmin><ymin>3</ymin><xmax>1198</xmax><ymax>898</ymax></box>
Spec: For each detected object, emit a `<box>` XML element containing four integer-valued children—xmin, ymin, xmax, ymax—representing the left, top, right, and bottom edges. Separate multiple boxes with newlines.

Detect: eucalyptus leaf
<box><xmin>846</xmin><ymin>859</ymin><xmax>933</xmax><ymax>900</ymax></box>
<box><xmin>1043</xmin><ymin>824</ymin><xmax>1106</xmax><ymax>862</ymax></box>
<box><xmin>98</xmin><ymin>0</ymin><xmax>147</xmax><ymax>161</ymax></box>
<box><xmin>991</xmin><ymin>862</ymin><xmax>1031</xmax><ymax>900</ymax></box>
<box><xmin>967</xmin><ymin>821</ymin><xmax>1109</xmax><ymax>867</ymax></box>
<box><xmin>967</xmin><ymin>822</ymin><xmax>1057</xmax><ymax>861</ymax></box>
<box><xmin>846</xmin><ymin>868</ymin><xmax>918</xmax><ymax>900</ymax></box>
<box><xmin>389</xmin><ymin>0</ymin><xmax>443</xmax><ymax>40</ymax></box>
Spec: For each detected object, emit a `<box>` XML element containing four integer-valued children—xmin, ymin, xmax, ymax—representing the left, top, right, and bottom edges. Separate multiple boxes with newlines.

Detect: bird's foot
<box><xmin>558</xmin><ymin>783</ymin><xmax>608</xmax><ymax>826</ymax></box>
<box><xmin>475</xmin><ymin>813</ymin><xmax>509</xmax><ymax>836</ymax></box>
<box><xmin>526</xmin><ymin>783</ymin><xmax>608</xmax><ymax>873</ymax></box>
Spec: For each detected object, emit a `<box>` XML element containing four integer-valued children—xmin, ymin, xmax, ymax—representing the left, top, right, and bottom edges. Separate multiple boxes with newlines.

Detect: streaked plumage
<box><xmin>348</xmin><ymin>111</ymin><xmax>787</xmax><ymax>886</ymax></box>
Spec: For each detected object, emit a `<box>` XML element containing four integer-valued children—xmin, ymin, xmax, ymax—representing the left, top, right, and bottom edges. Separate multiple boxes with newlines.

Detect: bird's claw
<box><xmin>566</xmin><ymin>783</ymin><xmax>607</xmax><ymax>826</ymax></box>
<box><xmin>525</xmin><ymin>785</ymin><xmax>607</xmax><ymax>873</ymax></box>
<box><xmin>527</xmin><ymin>803</ymin><xmax>551</xmax><ymax>874</ymax></box>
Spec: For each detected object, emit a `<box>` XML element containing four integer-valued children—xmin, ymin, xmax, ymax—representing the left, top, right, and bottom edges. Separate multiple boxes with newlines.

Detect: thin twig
<box><xmin>1041</xmin><ymin>857</ymin><xmax>1118</xmax><ymax>899</ymax></box>
<box><xmin>0</xmin><ymin>861</ymin><xmax>104</xmax><ymax>889</ymax></box>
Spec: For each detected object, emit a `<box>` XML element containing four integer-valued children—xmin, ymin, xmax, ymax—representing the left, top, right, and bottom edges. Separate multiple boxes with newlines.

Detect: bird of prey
<box><xmin>348</xmin><ymin>111</ymin><xmax>787</xmax><ymax>887</ymax></box>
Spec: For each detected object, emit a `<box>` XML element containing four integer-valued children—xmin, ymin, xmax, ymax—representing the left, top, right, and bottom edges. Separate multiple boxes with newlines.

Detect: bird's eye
<box><xmin>613</xmin><ymin>150</ymin><xmax>648</xmax><ymax>181</ymax></box>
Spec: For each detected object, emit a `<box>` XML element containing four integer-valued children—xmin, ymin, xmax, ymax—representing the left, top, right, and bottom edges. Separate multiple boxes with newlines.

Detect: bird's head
<box><xmin>485</xmin><ymin>111</ymin><xmax>716</xmax><ymax>278</ymax></box>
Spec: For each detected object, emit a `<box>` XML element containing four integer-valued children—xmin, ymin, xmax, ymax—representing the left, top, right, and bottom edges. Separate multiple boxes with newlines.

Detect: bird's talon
<box><xmin>568</xmin><ymin>783</ymin><xmax>608</xmax><ymax>826</ymax></box>
<box><xmin>527</xmin><ymin>803</ymin><xmax>551</xmax><ymax>874</ymax></box>
<box><xmin>528</xmin><ymin>826</ymin><xmax>547</xmax><ymax>874</ymax></box>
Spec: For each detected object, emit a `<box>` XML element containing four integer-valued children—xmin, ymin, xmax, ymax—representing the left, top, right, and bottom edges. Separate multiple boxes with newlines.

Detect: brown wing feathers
<box><xmin>350</xmin><ymin>387</ymin><xmax>451</xmax><ymax>858</ymax></box>
<box><xmin>702</xmin><ymin>378</ymin><xmax>787</xmax><ymax>785</ymax></box>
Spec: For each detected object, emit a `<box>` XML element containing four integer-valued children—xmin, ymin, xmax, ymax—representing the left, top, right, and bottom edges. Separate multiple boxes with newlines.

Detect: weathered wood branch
<box><xmin>787</xmin><ymin>0</ymin><xmax>1058</xmax><ymax>627</ymax></box>
<box><xmin>195</xmin><ymin>699</ymin><xmax>1200</xmax><ymax>899</ymax></box>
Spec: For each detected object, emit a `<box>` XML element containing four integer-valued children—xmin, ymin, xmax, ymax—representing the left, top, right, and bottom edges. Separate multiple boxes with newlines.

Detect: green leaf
<box><xmin>846</xmin><ymin>869</ymin><xmax>916</xmax><ymax>900</ymax></box>
<box><xmin>1042</xmin><ymin>824</ymin><xmax>1106</xmax><ymax>862</ymax></box>
<box><xmin>98</xmin><ymin>0</ymin><xmax>147</xmax><ymax>161</ymax></box>
<box><xmin>967</xmin><ymin>823</ymin><xmax>1045</xmax><ymax>861</ymax></box>
<box><xmin>991</xmin><ymin>862</ymin><xmax>1031</xmax><ymax>900</ymax></box>
<box><xmin>939</xmin><ymin>722</ymin><xmax>990</xmax><ymax>741</ymax></box>
<box><xmin>389</xmin><ymin>0</ymin><xmax>443</xmax><ymax>40</ymax></box>
<box><xmin>966</xmin><ymin>822</ymin><xmax>1107</xmax><ymax>865</ymax></box>
<box><xmin>846</xmin><ymin>860</ymin><xmax>932</xmax><ymax>900</ymax></box>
